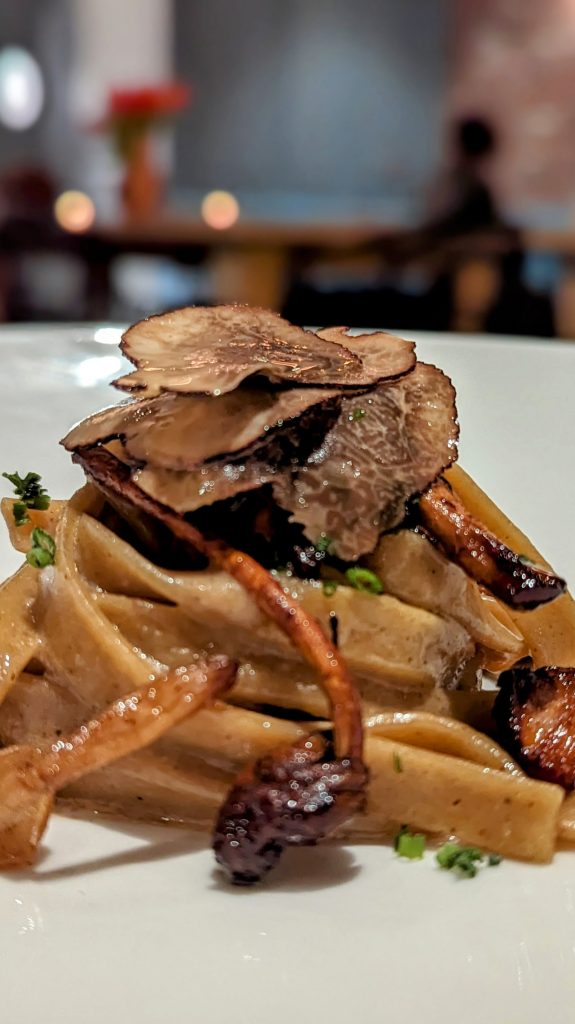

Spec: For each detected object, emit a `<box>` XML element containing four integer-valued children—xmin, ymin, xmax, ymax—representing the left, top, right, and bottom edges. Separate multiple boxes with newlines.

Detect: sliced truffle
<box><xmin>134</xmin><ymin>460</ymin><xmax>282</xmax><ymax>514</ymax></box>
<box><xmin>317</xmin><ymin>327</ymin><xmax>416</xmax><ymax>383</ymax></box>
<box><xmin>62</xmin><ymin>387</ymin><xmax>341</xmax><ymax>472</ymax></box>
<box><xmin>61</xmin><ymin>399</ymin><xmax>153</xmax><ymax>452</ymax></box>
<box><xmin>274</xmin><ymin>363</ymin><xmax>459</xmax><ymax>561</ymax></box>
<box><xmin>419</xmin><ymin>479</ymin><xmax>566</xmax><ymax>609</ymax></box>
<box><xmin>494</xmin><ymin>666</ymin><xmax>575</xmax><ymax>788</ymax></box>
<box><xmin>113</xmin><ymin>305</ymin><xmax>415</xmax><ymax>396</ymax></box>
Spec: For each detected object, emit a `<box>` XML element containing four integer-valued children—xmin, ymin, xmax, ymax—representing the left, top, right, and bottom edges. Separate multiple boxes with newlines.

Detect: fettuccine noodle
<box><xmin>0</xmin><ymin>482</ymin><xmax>572</xmax><ymax>863</ymax></box>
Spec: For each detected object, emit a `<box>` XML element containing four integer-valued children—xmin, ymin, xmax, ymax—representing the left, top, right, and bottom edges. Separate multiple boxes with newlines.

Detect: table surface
<box><xmin>90</xmin><ymin>214</ymin><xmax>575</xmax><ymax>255</ymax></box>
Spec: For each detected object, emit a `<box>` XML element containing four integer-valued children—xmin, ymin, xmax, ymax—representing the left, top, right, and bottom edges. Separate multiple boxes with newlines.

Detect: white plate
<box><xmin>1</xmin><ymin>325</ymin><xmax>575</xmax><ymax>1024</ymax></box>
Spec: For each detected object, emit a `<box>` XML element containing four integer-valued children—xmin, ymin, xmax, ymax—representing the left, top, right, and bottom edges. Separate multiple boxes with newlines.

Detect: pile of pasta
<box><xmin>2</xmin><ymin>464</ymin><xmax>575</xmax><ymax>863</ymax></box>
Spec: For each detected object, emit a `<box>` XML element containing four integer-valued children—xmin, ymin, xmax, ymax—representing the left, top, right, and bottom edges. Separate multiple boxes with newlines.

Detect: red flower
<box><xmin>108</xmin><ymin>83</ymin><xmax>191</xmax><ymax>118</ymax></box>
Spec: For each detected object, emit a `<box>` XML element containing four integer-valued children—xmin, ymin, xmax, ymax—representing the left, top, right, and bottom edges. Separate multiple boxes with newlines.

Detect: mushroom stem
<box><xmin>0</xmin><ymin>655</ymin><xmax>236</xmax><ymax>868</ymax></box>
<box><xmin>419</xmin><ymin>478</ymin><xmax>566</xmax><ymax>609</ymax></box>
<box><xmin>74</xmin><ymin>445</ymin><xmax>364</xmax><ymax>761</ymax></box>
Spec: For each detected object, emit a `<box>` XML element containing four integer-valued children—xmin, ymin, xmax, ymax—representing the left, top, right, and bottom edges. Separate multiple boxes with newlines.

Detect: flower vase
<box><xmin>121</xmin><ymin>134</ymin><xmax>164</xmax><ymax>220</ymax></box>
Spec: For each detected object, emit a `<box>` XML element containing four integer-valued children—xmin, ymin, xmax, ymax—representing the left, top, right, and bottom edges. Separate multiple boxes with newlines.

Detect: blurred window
<box><xmin>0</xmin><ymin>47</ymin><xmax>44</xmax><ymax>130</ymax></box>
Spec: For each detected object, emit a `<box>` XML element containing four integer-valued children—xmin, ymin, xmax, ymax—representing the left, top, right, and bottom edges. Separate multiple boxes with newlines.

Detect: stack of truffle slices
<box><xmin>62</xmin><ymin>305</ymin><xmax>458</xmax><ymax>564</ymax></box>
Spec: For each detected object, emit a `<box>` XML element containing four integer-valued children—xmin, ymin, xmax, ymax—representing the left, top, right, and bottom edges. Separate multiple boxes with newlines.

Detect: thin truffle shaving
<box><xmin>274</xmin><ymin>362</ymin><xmax>458</xmax><ymax>561</ymax></box>
<box><xmin>62</xmin><ymin>387</ymin><xmax>342</xmax><ymax>471</ymax></box>
<box><xmin>114</xmin><ymin>306</ymin><xmax>415</xmax><ymax>396</ymax></box>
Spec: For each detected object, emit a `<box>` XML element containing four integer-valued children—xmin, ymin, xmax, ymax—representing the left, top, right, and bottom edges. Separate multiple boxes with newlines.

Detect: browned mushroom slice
<box><xmin>317</xmin><ymin>327</ymin><xmax>416</xmax><ymax>383</ymax></box>
<box><xmin>493</xmin><ymin>666</ymin><xmax>575</xmax><ymax>788</ymax></box>
<box><xmin>214</xmin><ymin>733</ymin><xmax>367</xmax><ymax>885</ymax></box>
<box><xmin>62</xmin><ymin>387</ymin><xmax>341</xmax><ymax>471</ymax></box>
<box><xmin>274</xmin><ymin>362</ymin><xmax>458</xmax><ymax>561</ymax></box>
<box><xmin>113</xmin><ymin>305</ymin><xmax>415</xmax><ymax>396</ymax></box>
<box><xmin>419</xmin><ymin>479</ymin><xmax>566</xmax><ymax>609</ymax></box>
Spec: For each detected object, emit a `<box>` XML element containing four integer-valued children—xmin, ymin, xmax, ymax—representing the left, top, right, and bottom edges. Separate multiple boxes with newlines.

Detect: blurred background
<box><xmin>1</xmin><ymin>0</ymin><xmax>575</xmax><ymax>336</ymax></box>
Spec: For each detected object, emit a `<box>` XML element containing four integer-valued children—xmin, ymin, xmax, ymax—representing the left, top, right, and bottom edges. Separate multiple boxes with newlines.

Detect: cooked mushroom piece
<box><xmin>494</xmin><ymin>666</ymin><xmax>575</xmax><ymax>788</ymax></box>
<box><xmin>113</xmin><ymin>306</ymin><xmax>416</xmax><ymax>396</ymax></box>
<box><xmin>214</xmin><ymin>734</ymin><xmax>367</xmax><ymax>885</ymax></box>
<box><xmin>274</xmin><ymin>362</ymin><xmax>458</xmax><ymax>561</ymax></box>
<box><xmin>0</xmin><ymin>655</ymin><xmax>236</xmax><ymax>868</ymax></box>
<box><xmin>419</xmin><ymin>478</ymin><xmax>566</xmax><ymax>609</ymax></box>
<box><xmin>72</xmin><ymin>445</ymin><xmax>368</xmax><ymax>884</ymax></box>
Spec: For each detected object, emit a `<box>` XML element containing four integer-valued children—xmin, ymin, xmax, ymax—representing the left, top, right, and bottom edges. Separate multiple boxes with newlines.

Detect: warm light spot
<box><xmin>201</xmin><ymin>190</ymin><xmax>240</xmax><ymax>230</ymax></box>
<box><xmin>54</xmin><ymin>190</ymin><xmax>95</xmax><ymax>233</ymax></box>
<box><xmin>0</xmin><ymin>47</ymin><xmax>44</xmax><ymax>130</ymax></box>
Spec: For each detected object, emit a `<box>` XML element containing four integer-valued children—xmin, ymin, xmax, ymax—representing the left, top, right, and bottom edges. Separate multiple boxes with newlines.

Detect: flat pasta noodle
<box><xmin>74</xmin><ymin>513</ymin><xmax>476</xmax><ymax>693</ymax></box>
<box><xmin>364</xmin><ymin>710</ymin><xmax>521</xmax><ymax>772</ymax></box>
<box><xmin>369</xmin><ymin>529</ymin><xmax>527</xmax><ymax>670</ymax></box>
<box><xmin>0</xmin><ymin>484</ymin><xmax>570</xmax><ymax>865</ymax></box>
<box><xmin>351</xmin><ymin>736</ymin><xmax>563</xmax><ymax>862</ymax></box>
<box><xmin>0</xmin><ymin>566</ymin><xmax>42</xmax><ymax>704</ymax></box>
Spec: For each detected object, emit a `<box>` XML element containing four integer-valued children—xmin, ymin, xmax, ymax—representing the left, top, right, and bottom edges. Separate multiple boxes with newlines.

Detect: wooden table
<box><xmin>85</xmin><ymin>215</ymin><xmax>575</xmax><ymax>334</ymax></box>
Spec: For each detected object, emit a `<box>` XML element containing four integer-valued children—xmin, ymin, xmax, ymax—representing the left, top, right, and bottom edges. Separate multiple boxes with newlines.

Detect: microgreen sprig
<box><xmin>2</xmin><ymin>471</ymin><xmax>51</xmax><ymax>527</ymax></box>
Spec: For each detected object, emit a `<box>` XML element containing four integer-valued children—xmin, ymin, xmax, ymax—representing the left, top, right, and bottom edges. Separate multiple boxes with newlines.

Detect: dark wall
<box><xmin>174</xmin><ymin>0</ymin><xmax>448</xmax><ymax>200</ymax></box>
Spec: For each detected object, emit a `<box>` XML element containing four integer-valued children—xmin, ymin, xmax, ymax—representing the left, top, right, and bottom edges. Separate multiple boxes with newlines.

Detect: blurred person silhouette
<box><xmin>284</xmin><ymin>116</ymin><xmax>515</xmax><ymax>332</ymax></box>
<box><xmin>390</xmin><ymin>115</ymin><xmax>509</xmax><ymax>262</ymax></box>
<box><xmin>384</xmin><ymin>115</ymin><xmax>554</xmax><ymax>335</ymax></box>
<box><xmin>425</xmin><ymin>116</ymin><xmax>502</xmax><ymax>237</ymax></box>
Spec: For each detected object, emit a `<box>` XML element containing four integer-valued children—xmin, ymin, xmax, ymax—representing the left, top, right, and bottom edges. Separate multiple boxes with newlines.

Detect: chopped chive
<box><xmin>322</xmin><ymin>580</ymin><xmax>338</xmax><ymax>597</ymax></box>
<box><xmin>345</xmin><ymin>566</ymin><xmax>384</xmax><ymax>595</ymax></box>
<box><xmin>488</xmin><ymin>853</ymin><xmax>503</xmax><ymax>867</ymax></box>
<box><xmin>436</xmin><ymin>842</ymin><xmax>484</xmax><ymax>878</ymax></box>
<box><xmin>351</xmin><ymin>408</ymin><xmax>366</xmax><ymax>421</ymax></box>
<box><xmin>12</xmin><ymin>501</ymin><xmax>30</xmax><ymax>527</ymax></box>
<box><xmin>315</xmin><ymin>534</ymin><xmax>332</xmax><ymax>555</ymax></box>
<box><xmin>394</xmin><ymin>825</ymin><xmax>425</xmax><ymax>860</ymax></box>
<box><xmin>393</xmin><ymin>752</ymin><xmax>403</xmax><ymax>774</ymax></box>
<box><xmin>26</xmin><ymin>527</ymin><xmax>56</xmax><ymax>569</ymax></box>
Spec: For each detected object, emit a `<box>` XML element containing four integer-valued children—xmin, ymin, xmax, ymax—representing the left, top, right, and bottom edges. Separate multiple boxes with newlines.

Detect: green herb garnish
<box><xmin>12</xmin><ymin>502</ymin><xmax>30</xmax><ymax>527</ymax></box>
<box><xmin>393</xmin><ymin>752</ymin><xmax>403</xmax><ymax>774</ymax></box>
<box><xmin>315</xmin><ymin>534</ymin><xmax>332</xmax><ymax>555</ymax></box>
<box><xmin>322</xmin><ymin>580</ymin><xmax>338</xmax><ymax>597</ymax></box>
<box><xmin>488</xmin><ymin>853</ymin><xmax>502</xmax><ymax>867</ymax></box>
<box><xmin>2</xmin><ymin>471</ymin><xmax>51</xmax><ymax>527</ymax></box>
<box><xmin>26</xmin><ymin>527</ymin><xmax>56</xmax><ymax>569</ymax></box>
<box><xmin>436</xmin><ymin>842</ymin><xmax>485</xmax><ymax>879</ymax></box>
<box><xmin>344</xmin><ymin>567</ymin><xmax>384</xmax><ymax>595</ymax></box>
<box><xmin>351</xmin><ymin>408</ymin><xmax>366</xmax><ymax>421</ymax></box>
<box><xmin>394</xmin><ymin>825</ymin><xmax>426</xmax><ymax>860</ymax></box>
